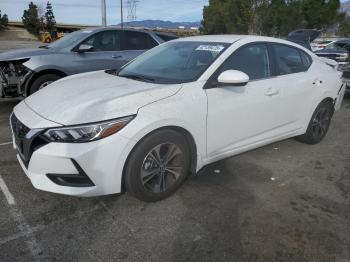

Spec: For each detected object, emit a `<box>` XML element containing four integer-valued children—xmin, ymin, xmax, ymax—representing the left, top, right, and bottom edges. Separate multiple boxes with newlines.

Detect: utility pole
<box><xmin>121</xmin><ymin>0</ymin><xmax>123</xmax><ymax>28</ymax></box>
<box><xmin>101</xmin><ymin>0</ymin><xmax>107</xmax><ymax>26</ymax></box>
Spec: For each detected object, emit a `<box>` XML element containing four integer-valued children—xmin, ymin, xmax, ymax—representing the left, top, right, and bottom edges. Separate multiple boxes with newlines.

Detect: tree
<box><xmin>201</xmin><ymin>0</ymin><xmax>227</xmax><ymax>34</ymax></box>
<box><xmin>0</xmin><ymin>10</ymin><xmax>9</xmax><ymax>30</ymax></box>
<box><xmin>45</xmin><ymin>2</ymin><xmax>56</xmax><ymax>33</ymax></box>
<box><xmin>22</xmin><ymin>2</ymin><xmax>41</xmax><ymax>35</ymax></box>
<box><xmin>337</xmin><ymin>12</ymin><xmax>350</xmax><ymax>37</ymax></box>
<box><xmin>201</xmin><ymin>0</ymin><xmax>343</xmax><ymax>37</ymax></box>
<box><xmin>301</xmin><ymin>0</ymin><xmax>341</xmax><ymax>31</ymax></box>
<box><xmin>201</xmin><ymin>0</ymin><xmax>258</xmax><ymax>34</ymax></box>
<box><xmin>259</xmin><ymin>0</ymin><xmax>302</xmax><ymax>36</ymax></box>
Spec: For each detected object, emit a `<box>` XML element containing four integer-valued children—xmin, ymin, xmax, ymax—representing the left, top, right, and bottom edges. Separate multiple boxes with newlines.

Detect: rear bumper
<box><xmin>335</xmin><ymin>84</ymin><xmax>346</xmax><ymax>111</ymax></box>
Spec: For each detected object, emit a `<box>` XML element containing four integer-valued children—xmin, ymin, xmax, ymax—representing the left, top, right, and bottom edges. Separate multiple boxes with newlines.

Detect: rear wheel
<box><xmin>124</xmin><ymin>129</ymin><xmax>190</xmax><ymax>202</ymax></box>
<box><xmin>296</xmin><ymin>100</ymin><xmax>333</xmax><ymax>144</ymax></box>
<box><xmin>29</xmin><ymin>74</ymin><xmax>61</xmax><ymax>95</ymax></box>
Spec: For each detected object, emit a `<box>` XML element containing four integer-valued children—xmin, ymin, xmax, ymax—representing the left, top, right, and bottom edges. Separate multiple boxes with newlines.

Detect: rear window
<box><xmin>273</xmin><ymin>44</ymin><xmax>311</xmax><ymax>75</ymax></box>
<box><xmin>123</xmin><ymin>31</ymin><xmax>158</xmax><ymax>50</ymax></box>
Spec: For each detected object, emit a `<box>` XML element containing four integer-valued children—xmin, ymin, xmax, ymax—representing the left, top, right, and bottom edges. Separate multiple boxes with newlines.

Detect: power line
<box><xmin>126</xmin><ymin>0</ymin><xmax>139</xmax><ymax>22</ymax></box>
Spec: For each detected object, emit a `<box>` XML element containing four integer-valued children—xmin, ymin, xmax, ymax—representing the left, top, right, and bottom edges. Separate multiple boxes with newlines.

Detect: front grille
<box><xmin>11</xmin><ymin>113</ymin><xmax>30</xmax><ymax>157</ymax></box>
<box><xmin>10</xmin><ymin>113</ymin><xmax>48</xmax><ymax>167</ymax></box>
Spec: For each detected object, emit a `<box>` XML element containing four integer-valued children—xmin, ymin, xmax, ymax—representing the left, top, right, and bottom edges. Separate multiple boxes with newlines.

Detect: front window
<box><xmin>80</xmin><ymin>30</ymin><xmax>121</xmax><ymax>51</ymax></box>
<box><xmin>118</xmin><ymin>41</ymin><xmax>229</xmax><ymax>84</ymax></box>
<box><xmin>220</xmin><ymin>43</ymin><xmax>271</xmax><ymax>80</ymax></box>
<box><xmin>47</xmin><ymin>30</ymin><xmax>93</xmax><ymax>49</ymax></box>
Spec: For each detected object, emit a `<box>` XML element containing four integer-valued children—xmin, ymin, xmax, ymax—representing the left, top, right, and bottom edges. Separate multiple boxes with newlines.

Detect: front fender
<box><xmin>23</xmin><ymin>56</ymin><xmax>70</xmax><ymax>75</ymax></box>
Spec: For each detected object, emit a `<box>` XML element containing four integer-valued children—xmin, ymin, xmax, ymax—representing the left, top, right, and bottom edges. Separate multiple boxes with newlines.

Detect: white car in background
<box><xmin>11</xmin><ymin>35</ymin><xmax>345</xmax><ymax>202</ymax></box>
<box><xmin>311</xmin><ymin>40</ymin><xmax>336</xmax><ymax>52</ymax></box>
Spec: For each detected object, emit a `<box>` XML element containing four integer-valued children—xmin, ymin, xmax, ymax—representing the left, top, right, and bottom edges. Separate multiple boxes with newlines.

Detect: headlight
<box><xmin>43</xmin><ymin>116</ymin><xmax>135</xmax><ymax>143</ymax></box>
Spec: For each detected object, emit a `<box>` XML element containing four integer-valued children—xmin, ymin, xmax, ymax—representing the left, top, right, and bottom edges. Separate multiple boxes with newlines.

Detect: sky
<box><xmin>0</xmin><ymin>0</ymin><xmax>209</xmax><ymax>25</ymax></box>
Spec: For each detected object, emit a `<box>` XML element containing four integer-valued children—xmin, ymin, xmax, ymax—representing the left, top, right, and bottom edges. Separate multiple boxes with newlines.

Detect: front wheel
<box><xmin>29</xmin><ymin>74</ymin><xmax>61</xmax><ymax>95</ymax></box>
<box><xmin>124</xmin><ymin>129</ymin><xmax>190</xmax><ymax>202</ymax></box>
<box><xmin>296</xmin><ymin>100</ymin><xmax>334</xmax><ymax>144</ymax></box>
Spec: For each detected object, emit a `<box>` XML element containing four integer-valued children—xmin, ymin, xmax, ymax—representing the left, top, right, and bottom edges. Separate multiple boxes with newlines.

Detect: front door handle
<box><xmin>112</xmin><ymin>55</ymin><xmax>122</xmax><ymax>59</ymax></box>
<box><xmin>265</xmin><ymin>88</ymin><xmax>279</xmax><ymax>96</ymax></box>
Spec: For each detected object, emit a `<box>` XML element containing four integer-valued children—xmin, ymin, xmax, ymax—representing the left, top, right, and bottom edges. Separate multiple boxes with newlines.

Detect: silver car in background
<box><xmin>0</xmin><ymin>27</ymin><xmax>177</xmax><ymax>97</ymax></box>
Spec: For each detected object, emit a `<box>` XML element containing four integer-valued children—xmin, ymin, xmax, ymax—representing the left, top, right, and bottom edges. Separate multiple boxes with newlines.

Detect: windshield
<box><xmin>118</xmin><ymin>41</ymin><xmax>229</xmax><ymax>84</ymax></box>
<box><xmin>47</xmin><ymin>30</ymin><xmax>93</xmax><ymax>49</ymax></box>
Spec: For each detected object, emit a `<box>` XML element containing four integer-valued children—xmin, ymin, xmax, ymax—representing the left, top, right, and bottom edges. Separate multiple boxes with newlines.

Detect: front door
<box><xmin>72</xmin><ymin>30</ymin><xmax>126</xmax><ymax>74</ymax></box>
<box><xmin>205</xmin><ymin>43</ymin><xmax>282</xmax><ymax>158</ymax></box>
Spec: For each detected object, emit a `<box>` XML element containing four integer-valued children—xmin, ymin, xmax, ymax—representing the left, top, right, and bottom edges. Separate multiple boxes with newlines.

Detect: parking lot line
<box><xmin>0</xmin><ymin>142</ymin><xmax>12</xmax><ymax>146</ymax></box>
<box><xmin>0</xmin><ymin>175</ymin><xmax>15</xmax><ymax>205</ymax></box>
<box><xmin>0</xmin><ymin>175</ymin><xmax>43</xmax><ymax>260</ymax></box>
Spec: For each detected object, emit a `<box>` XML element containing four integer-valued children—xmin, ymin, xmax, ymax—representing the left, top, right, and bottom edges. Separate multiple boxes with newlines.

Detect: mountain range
<box><xmin>117</xmin><ymin>20</ymin><xmax>201</xmax><ymax>29</ymax></box>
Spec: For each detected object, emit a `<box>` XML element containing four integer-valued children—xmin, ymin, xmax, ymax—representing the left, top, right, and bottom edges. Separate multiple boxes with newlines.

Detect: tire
<box><xmin>124</xmin><ymin>129</ymin><xmax>191</xmax><ymax>202</ymax></box>
<box><xmin>29</xmin><ymin>74</ymin><xmax>61</xmax><ymax>95</ymax></box>
<box><xmin>296</xmin><ymin>100</ymin><xmax>334</xmax><ymax>145</ymax></box>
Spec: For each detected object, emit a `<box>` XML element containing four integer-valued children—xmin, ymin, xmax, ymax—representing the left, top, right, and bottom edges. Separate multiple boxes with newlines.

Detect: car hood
<box><xmin>24</xmin><ymin>70</ymin><xmax>182</xmax><ymax>125</ymax></box>
<box><xmin>0</xmin><ymin>48</ymin><xmax>54</xmax><ymax>62</ymax></box>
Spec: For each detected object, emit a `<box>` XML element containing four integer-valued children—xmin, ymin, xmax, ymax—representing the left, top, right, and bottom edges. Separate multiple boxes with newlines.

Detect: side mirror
<box><xmin>77</xmin><ymin>44</ymin><xmax>93</xmax><ymax>53</ymax></box>
<box><xmin>217</xmin><ymin>70</ymin><xmax>249</xmax><ymax>86</ymax></box>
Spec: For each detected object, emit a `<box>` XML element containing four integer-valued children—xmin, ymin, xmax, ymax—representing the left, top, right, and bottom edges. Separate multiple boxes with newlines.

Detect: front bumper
<box><xmin>13</xmin><ymin>131</ymin><xmax>133</xmax><ymax>197</ymax></box>
<box><xmin>11</xmin><ymin>107</ymin><xmax>136</xmax><ymax>197</ymax></box>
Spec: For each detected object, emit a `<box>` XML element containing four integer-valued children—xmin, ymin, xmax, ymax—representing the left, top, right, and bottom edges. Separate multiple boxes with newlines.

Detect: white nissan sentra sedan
<box><xmin>11</xmin><ymin>35</ymin><xmax>346</xmax><ymax>202</ymax></box>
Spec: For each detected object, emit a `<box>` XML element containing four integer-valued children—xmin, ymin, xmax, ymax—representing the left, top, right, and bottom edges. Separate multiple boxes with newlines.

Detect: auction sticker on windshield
<box><xmin>196</xmin><ymin>45</ymin><xmax>225</xmax><ymax>52</ymax></box>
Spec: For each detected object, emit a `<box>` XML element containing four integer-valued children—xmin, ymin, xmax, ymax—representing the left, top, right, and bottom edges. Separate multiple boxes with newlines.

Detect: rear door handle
<box><xmin>265</xmin><ymin>88</ymin><xmax>279</xmax><ymax>96</ymax></box>
<box><xmin>112</xmin><ymin>55</ymin><xmax>122</xmax><ymax>59</ymax></box>
<box><xmin>313</xmin><ymin>79</ymin><xmax>323</xmax><ymax>85</ymax></box>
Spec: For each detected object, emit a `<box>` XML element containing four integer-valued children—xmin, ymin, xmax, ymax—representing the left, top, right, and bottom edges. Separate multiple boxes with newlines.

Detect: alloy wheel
<box><xmin>311</xmin><ymin>107</ymin><xmax>331</xmax><ymax>139</ymax></box>
<box><xmin>141</xmin><ymin>143</ymin><xmax>184</xmax><ymax>193</ymax></box>
<box><xmin>39</xmin><ymin>81</ymin><xmax>53</xmax><ymax>90</ymax></box>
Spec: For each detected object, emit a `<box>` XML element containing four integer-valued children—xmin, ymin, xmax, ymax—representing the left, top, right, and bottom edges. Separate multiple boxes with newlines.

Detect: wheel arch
<box><xmin>319</xmin><ymin>97</ymin><xmax>335</xmax><ymax>113</ymax></box>
<box><xmin>121</xmin><ymin>125</ymin><xmax>198</xmax><ymax>192</ymax></box>
<box><xmin>25</xmin><ymin>69</ymin><xmax>67</xmax><ymax>96</ymax></box>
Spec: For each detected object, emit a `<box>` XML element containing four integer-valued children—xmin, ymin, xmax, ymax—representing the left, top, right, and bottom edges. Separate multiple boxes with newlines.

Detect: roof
<box><xmin>173</xmin><ymin>34</ymin><xmax>315</xmax><ymax>55</ymax></box>
<box><xmin>175</xmin><ymin>34</ymin><xmax>293</xmax><ymax>44</ymax></box>
<box><xmin>73</xmin><ymin>26</ymin><xmax>178</xmax><ymax>39</ymax></box>
<box><xmin>78</xmin><ymin>26</ymin><xmax>155</xmax><ymax>33</ymax></box>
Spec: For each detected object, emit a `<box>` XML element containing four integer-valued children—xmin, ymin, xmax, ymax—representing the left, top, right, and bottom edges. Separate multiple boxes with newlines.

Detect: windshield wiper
<box><xmin>119</xmin><ymin>74</ymin><xmax>155</xmax><ymax>83</ymax></box>
<box><xmin>39</xmin><ymin>45</ymin><xmax>49</xmax><ymax>49</ymax></box>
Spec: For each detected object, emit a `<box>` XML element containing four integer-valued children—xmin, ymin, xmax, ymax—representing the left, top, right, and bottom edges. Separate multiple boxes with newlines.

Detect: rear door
<box><xmin>72</xmin><ymin>30</ymin><xmax>125</xmax><ymax>73</ymax></box>
<box><xmin>270</xmin><ymin>43</ymin><xmax>317</xmax><ymax>132</ymax></box>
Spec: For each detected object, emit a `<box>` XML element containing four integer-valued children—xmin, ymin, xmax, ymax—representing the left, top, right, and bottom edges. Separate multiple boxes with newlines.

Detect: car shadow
<box><xmin>168</xmin><ymin>159</ymin><xmax>272</xmax><ymax>261</ymax></box>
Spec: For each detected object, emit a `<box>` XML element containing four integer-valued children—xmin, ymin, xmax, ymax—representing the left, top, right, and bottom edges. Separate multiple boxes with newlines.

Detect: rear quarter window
<box><xmin>123</xmin><ymin>31</ymin><xmax>158</xmax><ymax>50</ymax></box>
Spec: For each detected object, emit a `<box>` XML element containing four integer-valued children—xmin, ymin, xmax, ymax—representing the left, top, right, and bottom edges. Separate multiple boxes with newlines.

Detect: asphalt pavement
<box><xmin>0</xmin><ymin>96</ymin><xmax>349</xmax><ymax>262</ymax></box>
